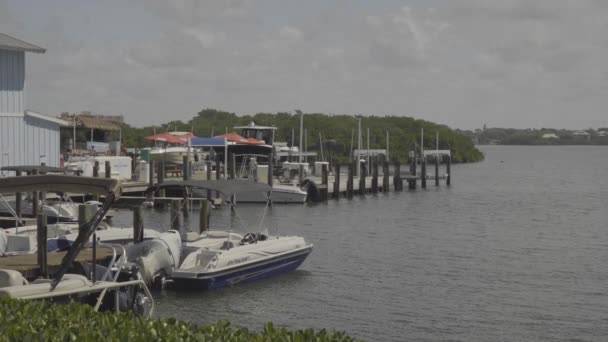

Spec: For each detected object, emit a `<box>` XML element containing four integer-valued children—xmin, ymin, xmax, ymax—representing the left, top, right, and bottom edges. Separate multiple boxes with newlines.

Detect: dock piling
<box><xmin>371</xmin><ymin>160</ymin><xmax>378</xmax><ymax>193</ymax></box>
<box><xmin>200</xmin><ymin>200</ymin><xmax>210</xmax><ymax>233</ymax></box>
<box><xmin>15</xmin><ymin>171</ymin><xmax>22</xmax><ymax>224</ymax></box>
<box><xmin>93</xmin><ymin>161</ymin><xmax>99</xmax><ymax>178</ymax></box>
<box><xmin>382</xmin><ymin>161</ymin><xmax>389</xmax><ymax>192</ymax></box>
<box><xmin>421</xmin><ymin>158</ymin><xmax>427</xmax><ymax>189</ymax></box>
<box><xmin>170</xmin><ymin>199</ymin><xmax>182</xmax><ymax>232</ymax></box>
<box><xmin>446</xmin><ymin>155</ymin><xmax>451</xmax><ymax>186</ymax></box>
<box><xmin>36</xmin><ymin>213</ymin><xmax>48</xmax><ymax>278</ymax></box>
<box><xmin>132</xmin><ymin>206</ymin><xmax>144</xmax><ymax>244</ymax></box>
<box><xmin>435</xmin><ymin>155</ymin><xmax>439</xmax><ymax>187</ymax></box>
<box><xmin>31</xmin><ymin>169</ymin><xmax>39</xmax><ymax>216</ymax></box>
<box><xmin>320</xmin><ymin>164</ymin><xmax>328</xmax><ymax>201</ymax></box>
<box><xmin>182</xmin><ymin>155</ymin><xmax>189</xmax><ymax>180</ymax></box>
<box><xmin>333</xmin><ymin>164</ymin><xmax>340</xmax><ymax>199</ymax></box>
<box><xmin>105</xmin><ymin>161</ymin><xmax>111</xmax><ymax>179</ymax></box>
<box><xmin>359</xmin><ymin>162</ymin><xmax>366</xmax><ymax>195</ymax></box>
<box><xmin>347</xmin><ymin>162</ymin><xmax>354</xmax><ymax>197</ymax></box>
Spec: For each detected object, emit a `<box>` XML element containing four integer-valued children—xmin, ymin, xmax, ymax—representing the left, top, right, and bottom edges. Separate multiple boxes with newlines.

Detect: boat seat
<box><xmin>0</xmin><ymin>274</ymin><xmax>92</xmax><ymax>298</ymax></box>
<box><xmin>0</xmin><ymin>269</ymin><xmax>28</xmax><ymax>288</ymax></box>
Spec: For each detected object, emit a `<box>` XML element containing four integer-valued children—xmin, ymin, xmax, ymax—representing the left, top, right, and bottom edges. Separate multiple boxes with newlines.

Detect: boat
<box><xmin>0</xmin><ymin>174</ymin><xmax>154</xmax><ymax>316</ymax></box>
<box><xmin>149</xmin><ymin>180</ymin><xmax>313</xmax><ymax>290</ymax></box>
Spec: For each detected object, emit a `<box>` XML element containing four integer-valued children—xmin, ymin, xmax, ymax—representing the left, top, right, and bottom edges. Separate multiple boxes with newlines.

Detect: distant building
<box><xmin>0</xmin><ymin>33</ymin><xmax>68</xmax><ymax>173</ymax></box>
<box><xmin>541</xmin><ymin>133</ymin><xmax>559</xmax><ymax>139</ymax></box>
<box><xmin>597</xmin><ymin>131</ymin><xmax>607</xmax><ymax>137</ymax></box>
<box><xmin>572</xmin><ymin>130</ymin><xmax>590</xmax><ymax>136</ymax></box>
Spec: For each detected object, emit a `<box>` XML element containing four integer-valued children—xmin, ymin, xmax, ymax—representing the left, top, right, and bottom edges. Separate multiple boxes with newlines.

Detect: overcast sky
<box><xmin>1</xmin><ymin>0</ymin><xmax>607</xmax><ymax>129</ymax></box>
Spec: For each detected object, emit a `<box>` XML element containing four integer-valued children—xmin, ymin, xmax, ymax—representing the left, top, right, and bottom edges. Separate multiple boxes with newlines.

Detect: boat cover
<box><xmin>0</xmin><ymin>175</ymin><xmax>121</xmax><ymax>197</ymax></box>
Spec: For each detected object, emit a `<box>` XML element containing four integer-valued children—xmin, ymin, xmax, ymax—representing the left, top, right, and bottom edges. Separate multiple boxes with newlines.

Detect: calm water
<box><xmin>113</xmin><ymin>145</ymin><xmax>608</xmax><ymax>341</ymax></box>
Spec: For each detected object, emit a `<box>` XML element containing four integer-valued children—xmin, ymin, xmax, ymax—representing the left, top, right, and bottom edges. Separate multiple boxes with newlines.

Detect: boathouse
<box><xmin>0</xmin><ymin>33</ymin><xmax>68</xmax><ymax>172</ymax></box>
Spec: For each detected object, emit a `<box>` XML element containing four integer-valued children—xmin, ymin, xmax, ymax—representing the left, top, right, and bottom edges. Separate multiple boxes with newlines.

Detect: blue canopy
<box><xmin>189</xmin><ymin>137</ymin><xmax>226</xmax><ymax>146</ymax></box>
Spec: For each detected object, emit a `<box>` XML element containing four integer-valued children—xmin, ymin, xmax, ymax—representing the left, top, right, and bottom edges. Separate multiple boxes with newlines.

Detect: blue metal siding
<box><xmin>0</xmin><ymin>49</ymin><xmax>24</xmax><ymax>114</ymax></box>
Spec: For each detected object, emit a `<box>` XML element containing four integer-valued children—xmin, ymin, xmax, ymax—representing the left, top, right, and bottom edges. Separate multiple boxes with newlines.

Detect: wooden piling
<box><xmin>170</xmin><ymin>199</ymin><xmax>182</xmax><ymax>232</ymax></box>
<box><xmin>148</xmin><ymin>160</ymin><xmax>155</xmax><ymax>187</ymax></box>
<box><xmin>320</xmin><ymin>164</ymin><xmax>328</xmax><ymax>201</ymax></box>
<box><xmin>229</xmin><ymin>153</ymin><xmax>236</xmax><ymax>179</ymax></box>
<box><xmin>200</xmin><ymin>200</ymin><xmax>210</xmax><ymax>233</ymax></box>
<box><xmin>446</xmin><ymin>155</ymin><xmax>451</xmax><ymax>186</ymax></box>
<box><xmin>93</xmin><ymin>161</ymin><xmax>99</xmax><ymax>178</ymax></box>
<box><xmin>371</xmin><ymin>160</ymin><xmax>378</xmax><ymax>193</ymax></box>
<box><xmin>382</xmin><ymin>161</ymin><xmax>389</xmax><ymax>192</ymax></box>
<box><xmin>215</xmin><ymin>160</ymin><xmax>221</xmax><ymax>180</ymax></box>
<box><xmin>157</xmin><ymin>160</ymin><xmax>165</xmax><ymax>184</ymax></box>
<box><xmin>333</xmin><ymin>164</ymin><xmax>341</xmax><ymax>199</ymax></box>
<box><xmin>421</xmin><ymin>157</ymin><xmax>427</xmax><ymax>189</ymax></box>
<box><xmin>15</xmin><ymin>171</ymin><xmax>22</xmax><ymax>222</ymax></box>
<box><xmin>132</xmin><ymin>206</ymin><xmax>144</xmax><ymax>243</ymax></box>
<box><xmin>105</xmin><ymin>161</ymin><xmax>111</xmax><ymax>179</ymax></box>
<box><xmin>393</xmin><ymin>161</ymin><xmax>402</xmax><ymax>191</ymax></box>
<box><xmin>268</xmin><ymin>156</ymin><xmax>274</xmax><ymax>186</ymax></box>
<box><xmin>36</xmin><ymin>213</ymin><xmax>48</xmax><ymax>278</ymax></box>
<box><xmin>359</xmin><ymin>162</ymin><xmax>366</xmax><ymax>195</ymax></box>
<box><xmin>206</xmin><ymin>161</ymin><xmax>212</xmax><ymax>199</ymax></box>
<box><xmin>32</xmin><ymin>168</ymin><xmax>39</xmax><ymax>216</ymax></box>
<box><xmin>182</xmin><ymin>155</ymin><xmax>189</xmax><ymax>180</ymax></box>
<box><xmin>435</xmin><ymin>155</ymin><xmax>440</xmax><ymax>186</ymax></box>
<box><xmin>347</xmin><ymin>162</ymin><xmax>354</xmax><ymax>197</ymax></box>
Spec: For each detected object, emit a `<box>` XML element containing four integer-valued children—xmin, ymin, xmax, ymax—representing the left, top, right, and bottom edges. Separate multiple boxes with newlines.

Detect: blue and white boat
<box><xmin>149</xmin><ymin>180</ymin><xmax>313</xmax><ymax>290</ymax></box>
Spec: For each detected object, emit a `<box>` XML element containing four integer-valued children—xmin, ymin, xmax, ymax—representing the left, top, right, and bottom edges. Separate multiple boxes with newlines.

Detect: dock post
<box><xmin>132</xmin><ymin>206</ymin><xmax>144</xmax><ymax>244</ymax></box>
<box><xmin>393</xmin><ymin>161</ymin><xmax>402</xmax><ymax>191</ymax></box>
<box><xmin>199</xmin><ymin>200</ymin><xmax>210</xmax><ymax>233</ymax></box>
<box><xmin>333</xmin><ymin>164</ymin><xmax>340</xmax><ymax>199</ymax></box>
<box><xmin>229</xmin><ymin>153</ymin><xmax>236</xmax><ymax>179</ymax></box>
<box><xmin>347</xmin><ymin>162</ymin><xmax>354</xmax><ymax>197</ymax></box>
<box><xmin>446</xmin><ymin>155</ymin><xmax>451</xmax><ymax>186</ymax></box>
<box><xmin>157</xmin><ymin>160</ymin><xmax>165</xmax><ymax>184</ymax></box>
<box><xmin>268</xmin><ymin>156</ymin><xmax>274</xmax><ymax>186</ymax></box>
<box><xmin>93</xmin><ymin>161</ymin><xmax>100</xmax><ymax>178</ymax></box>
<box><xmin>31</xmin><ymin>169</ymin><xmax>39</xmax><ymax>216</ymax></box>
<box><xmin>421</xmin><ymin>157</ymin><xmax>427</xmax><ymax>189</ymax></box>
<box><xmin>215</xmin><ymin>160</ymin><xmax>221</xmax><ymax>180</ymax></box>
<box><xmin>148</xmin><ymin>160</ymin><xmax>155</xmax><ymax>187</ymax></box>
<box><xmin>435</xmin><ymin>154</ymin><xmax>440</xmax><ymax>187</ymax></box>
<box><xmin>320</xmin><ymin>164</ymin><xmax>328</xmax><ymax>201</ymax></box>
<box><xmin>170</xmin><ymin>199</ymin><xmax>182</xmax><ymax>232</ymax></box>
<box><xmin>206</xmin><ymin>161</ymin><xmax>212</xmax><ymax>199</ymax></box>
<box><xmin>382</xmin><ymin>161</ymin><xmax>389</xmax><ymax>192</ymax></box>
<box><xmin>182</xmin><ymin>155</ymin><xmax>189</xmax><ymax>180</ymax></box>
<box><xmin>408</xmin><ymin>148</ymin><xmax>417</xmax><ymax>190</ymax></box>
<box><xmin>36</xmin><ymin>213</ymin><xmax>48</xmax><ymax>278</ymax></box>
<box><xmin>105</xmin><ymin>161</ymin><xmax>111</xmax><ymax>179</ymax></box>
<box><xmin>15</xmin><ymin>171</ymin><xmax>22</xmax><ymax>224</ymax></box>
<box><xmin>371</xmin><ymin>160</ymin><xmax>378</xmax><ymax>193</ymax></box>
<box><xmin>359</xmin><ymin>162</ymin><xmax>366</xmax><ymax>195</ymax></box>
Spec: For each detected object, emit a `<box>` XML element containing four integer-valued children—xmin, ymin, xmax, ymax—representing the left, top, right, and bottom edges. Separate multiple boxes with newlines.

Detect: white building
<box><xmin>0</xmin><ymin>33</ymin><xmax>67</xmax><ymax>173</ymax></box>
<box><xmin>541</xmin><ymin>133</ymin><xmax>559</xmax><ymax>139</ymax></box>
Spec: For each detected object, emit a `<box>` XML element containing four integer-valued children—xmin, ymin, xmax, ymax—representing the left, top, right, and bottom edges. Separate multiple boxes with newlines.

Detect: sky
<box><xmin>1</xmin><ymin>0</ymin><xmax>607</xmax><ymax>130</ymax></box>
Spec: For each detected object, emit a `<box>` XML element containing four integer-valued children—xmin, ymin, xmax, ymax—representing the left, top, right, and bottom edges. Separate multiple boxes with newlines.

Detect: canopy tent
<box><xmin>144</xmin><ymin>132</ymin><xmax>196</xmax><ymax>145</ymax></box>
<box><xmin>214</xmin><ymin>132</ymin><xmax>264</xmax><ymax>145</ymax></box>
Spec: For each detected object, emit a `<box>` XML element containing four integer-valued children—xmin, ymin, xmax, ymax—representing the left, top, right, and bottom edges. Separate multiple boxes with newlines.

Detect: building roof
<box><xmin>0</xmin><ymin>33</ymin><xmax>45</xmax><ymax>53</ymax></box>
<box><xmin>61</xmin><ymin>114</ymin><xmax>121</xmax><ymax>130</ymax></box>
<box><xmin>25</xmin><ymin>111</ymin><xmax>69</xmax><ymax>126</ymax></box>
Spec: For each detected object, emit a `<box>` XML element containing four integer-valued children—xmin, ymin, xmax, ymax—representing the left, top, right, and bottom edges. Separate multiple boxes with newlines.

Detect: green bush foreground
<box><xmin>0</xmin><ymin>297</ymin><xmax>359</xmax><ymax>341</ymax></box>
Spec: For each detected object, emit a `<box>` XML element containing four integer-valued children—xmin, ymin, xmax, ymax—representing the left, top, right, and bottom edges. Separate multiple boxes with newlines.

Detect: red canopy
<box><xmin>144</xmin><ymin>132</ymin><xmax>196</xmax><ymax>144</ymax></box>
<box><xmin>214</xmin><ymin>132</ymin><xmax>264</xmax><ymax>145</ymax></box>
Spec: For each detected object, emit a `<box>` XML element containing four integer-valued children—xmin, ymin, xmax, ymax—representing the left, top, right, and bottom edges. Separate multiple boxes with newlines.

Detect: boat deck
<box><xmin>0</xmin><ymin>248</ymin><xmax>115</xmax><ymax>280</ymax></box>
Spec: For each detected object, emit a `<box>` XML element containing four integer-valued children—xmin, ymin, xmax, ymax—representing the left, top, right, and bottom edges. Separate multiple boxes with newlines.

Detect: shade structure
<box><xmin>145</xmin><ymin>132</ymin><xmax>196</xmax><ymax>144</ymax></box>
<box><xmin>189</xmin><ymin>137</ymin><xmax>226</xmax><ymax>147</ymax></box>
<box><xmin>214</xmin><ymin>132</ymin><xmax>264</xmax><ymax>145</ymax></box>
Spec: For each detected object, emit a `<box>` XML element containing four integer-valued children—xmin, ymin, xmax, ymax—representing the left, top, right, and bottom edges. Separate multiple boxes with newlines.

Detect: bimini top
<box><xmin>0</xmin><ymin>175</ymin><xmax>121</xmax><ymax>197</ymax></box>
<box><xmin>150</xmin><ymin>180</ymin><xmax>271</xmax><ymax>197</ymax></box>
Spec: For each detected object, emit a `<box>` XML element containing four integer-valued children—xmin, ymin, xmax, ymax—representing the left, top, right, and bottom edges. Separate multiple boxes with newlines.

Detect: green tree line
<box><xmin>118</xmin><ymin>109</ymin><xmax>484</xmax><ymax>163</ymax></box>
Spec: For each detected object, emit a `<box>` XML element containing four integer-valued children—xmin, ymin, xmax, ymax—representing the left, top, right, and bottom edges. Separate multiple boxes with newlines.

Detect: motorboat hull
<box><xmin>232</xmin><ymin>184</ymin><xmax>307</xmax><ymax>203</ymax></box>
<box><xmin>172</xmin><ymin>246</ymin><xmax>312</xmax><ymax>290</ymax></box>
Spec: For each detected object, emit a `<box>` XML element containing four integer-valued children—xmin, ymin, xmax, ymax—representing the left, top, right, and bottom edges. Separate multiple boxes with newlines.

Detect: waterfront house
<box><xmin>0</xmin><ymin>33</ymin><xmax>68</xmax><ymax>174</ymax></box>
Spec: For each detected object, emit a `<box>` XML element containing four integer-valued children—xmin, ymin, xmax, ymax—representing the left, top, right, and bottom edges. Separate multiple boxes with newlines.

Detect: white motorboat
<box><xmin>236</xmin><ymin>183</ymin><xmax>307</xmax><ymax>203</ymax></box>
<box><xmin>149</xmin><ymin>180</ymin><xmax>313</xmax><ymax>290</ymax></box>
